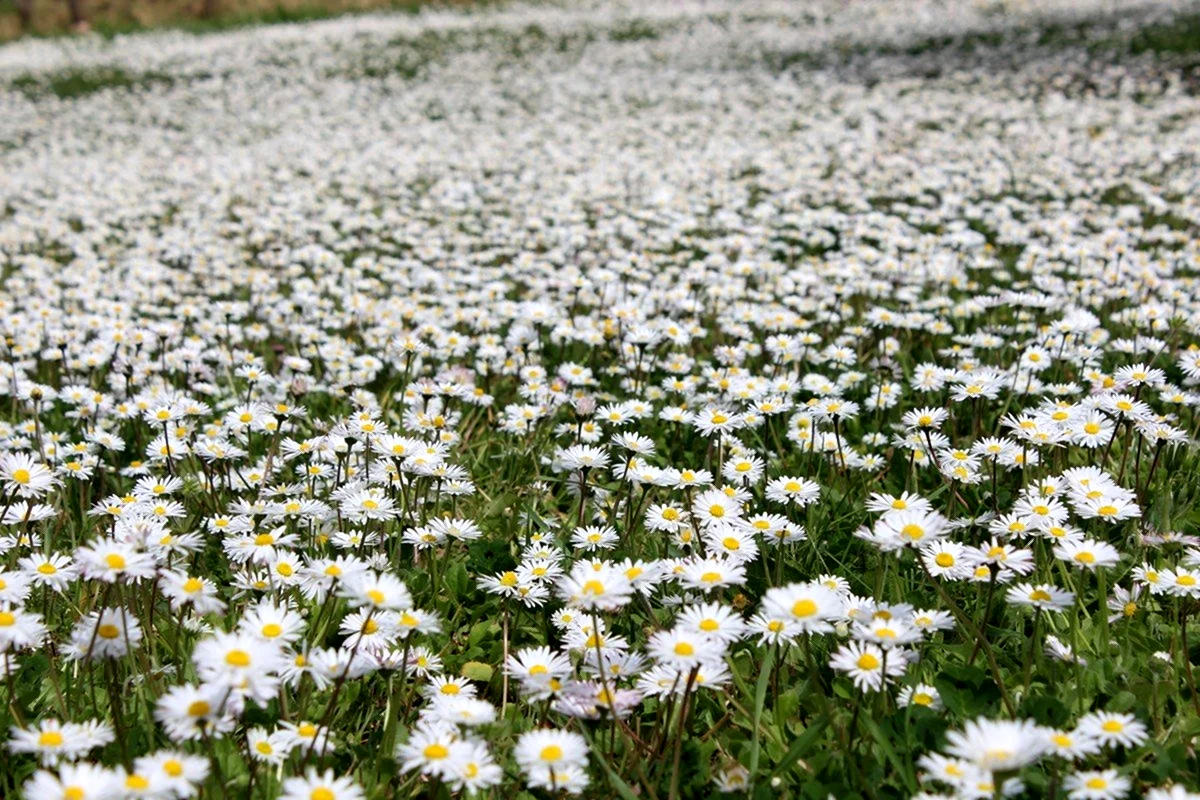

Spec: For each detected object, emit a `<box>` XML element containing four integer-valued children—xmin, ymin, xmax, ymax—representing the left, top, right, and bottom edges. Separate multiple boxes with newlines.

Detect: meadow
<box><xmin>2</xmin><ymin>0</ymin><xmax>1200</xmax><ymax>797</ymax></box>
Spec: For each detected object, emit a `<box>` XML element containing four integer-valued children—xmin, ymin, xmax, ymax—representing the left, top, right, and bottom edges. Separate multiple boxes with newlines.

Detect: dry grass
<box><xmin>0</xmin><ymin>0</ymin><xmax>472</xmax><ymax>42</ymax></box>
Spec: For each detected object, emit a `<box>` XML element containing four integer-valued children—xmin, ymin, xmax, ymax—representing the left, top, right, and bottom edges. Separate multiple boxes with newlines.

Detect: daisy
<box><xmin>9</xmin><ymin>719</ymin><xmax>111</xmax><ymax>765</ymax></box>
<box><xmin>677</xmin><ymin>557</ymin><xmax>747</xmax><ymax>591</ymax></box>
<box><xmin>0</xmin><ymin>452</ymin><xmax>57</xmax><ymax>498</ymax></box>
<box><xmin>75</xmin><ymin>540</ymin><xmax>158</xmax><ymax>584</ymax></box>
<box><xmin>691</xmin><ymin>488</ymin><xmax>743</xmax><ymax>527</ymax></box>
<box><xmin>704</xmin><ymin>524</ymin><xmax>758</xmax><ymax>563</ymax></box>
<box><xmin>902</xmin><ymin>406</ymin><xmax>949</xmax><ymax>430</ymax></box>
<box><xmin>447</xmin><ymin>740</ymin><xmax>503</xmax><ymax>793</ymax></box>
<box><xmin>18</xmin><ymin>553</ymin><xmax>78</xmax><ymax>592</ymax></box>
<box><xmin>1076</xmin><ymin>712</ymin><xmax>1149</xmax><ymax>749</ymax></box>
<box><xmin>159</xmin><ymin>572</ymin><xmax>226</xmax><ymax>615</ymax></box>
<box><xmin>764</xmin><ymin>476</ymin><xmax>821</xmax><ymax>507</ymax></box>
<box><xmin>1161</xmin><ymin>568</ymin><xmax>1200</xmax><ymax>597</ymax></box>
<box><xmin>647</xmin><ymin>628</ymin><xmax>725</xmax><ymax>669</ymax></box>
<box><xmin>247</xmin><ymin>728</ymin><xmax>293</xmax><ymax>765</ymax></box>
<box><xmin>514</xmin><ymin>728</ymin><xmax>589</xmax><ymax>777</ymax></box>
<box><xmin>556</xmin><ymin>562</ymin><xmax>634</xmax><ymax>611</ymax></box>
<box><xmin>1005</xmin><ymin>582</ymin><xmax>1075</xmax><ymax>612</ymax></box>
<box><xmin>693</xmin><ymin>407</ymin><xmax>743</xmax><ymax>437</ymax></box>
<box><xmin>722</xmin><ymin>454</ymin><xmax>765</xmax><ymax>484</ymax></box>
<box><xmin>762</xmin><ymin>582</ymin><xmax>844</xmax><ymax>632</ymax></box>
<box><xmin>279</xmin><ymin>769</ymin><xmax>364</xmax><ymax>800</ymax></box>
<box><xmin>66</xmin><ymin>607</ymin><xmax>143</xmax><ymax>661</ymax></box>
<box><xmin>0</xmin><ymin>604</ymin><xmax>47</xmax><ymax>651</ymax></box>
<box><xmin>23</xmin><ymin>764</ymin><xmax>119</xmax><ymax>800</ymax></box>
<box><xmin>943</xmin><ymin>717</ymin><xmax>1049</xmax><ymax>771</ymax></box>
<box><xmin>1045</xmin><ymin>728</ymin><xmax>1102</xmax><ymax>760</ymax></box>
<box><xmin>829</xmin><ymin>641</ymin><xmax>909</xmax><ymax>691</ymax></box>
<box><xmin>571</xmin><ymin>525</ymin><xmax>619</xmax><ymax>552</ymax></box>
<box><xmin>874</xmin><ymin>509</ymin><xmax>948</xmax><ymax>549</ymax></box>
<box><xmin>1062</xmin><ymin>769</ymin><xmax>1131</xmax><ymax>800</ymax></box>
<box><xmin>676</xmin><ymin>602</ymin><xmax>747</xmax><ymax>644</ymax></box>
<box><xmin>135</xmin><ymin>750</ymin><xmax>210</xmax><ymax>797</ymax></box>
<box><xmin>191</xmin><ymin>631</ymin><xmax>284</xmax><ymax>703</ymax></box>
<box><xmin>1106</xmin><ymin>584</ymin><xmax>1143</xmax><ymax>623</ymax></box>
<box><xmin>897</xmin><ymin>683</ymin><xmax>942</xmax><ymax>710</ymax></box>
<box><xmin>921</xmin><ymin>541</ymin><xmax>971</xmax><ymax>580</ymax></box>
<box><xmin>1054</xmin><ymin>539</ymin><xmax>1121</xmax><ymax>571</ymax></box>
<box><xmin>341</xmin><ymin>572</ymin><xmax>413</xmax><ymax>611</ymax></box>
<box><xmin>154</xmin><ymin>684</ymin><xmax>238</xmax><ymax>742</ymax></box>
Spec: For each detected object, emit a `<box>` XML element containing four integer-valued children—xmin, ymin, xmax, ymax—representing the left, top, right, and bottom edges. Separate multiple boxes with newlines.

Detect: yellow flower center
<box><xmin>38</xmin><ymin>731</ymin><xmax>64</xmax><ymax>747</ymax></box>
<box><xmin>98</xmin><ymin>623</ymin><xmax>121</xmax><ymax>639</ymax></box>
<box><xmin>423</xmin><ymin>744</ymin><xmax>449</xmax><ymax>760</ymax></box>
<box><xmin>792</xmin><ymin>599</ymin><xmax>818</xmax><ymax>618</ymax></box>
<box><xmin>262</xmin><ymin>623</ymin><xmax>283</xmax><ymax>638</ymax></box>
<box><xmin>225</xmin><ymin>650</ymin><xmax>251</xmax><ymax>667</ymax></box>
<box><xmin>540</xmin><ymin>745</ymin><xmax>563</xmax><ymax>762</ymax></box>
<box><xmin>856</xmin><ymin>653</ymin><xmax>879</xmax><ymax>670</ymax></box>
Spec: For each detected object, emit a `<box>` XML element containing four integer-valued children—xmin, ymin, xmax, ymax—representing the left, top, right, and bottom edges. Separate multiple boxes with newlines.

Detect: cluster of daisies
<box><xmin>3</xmin><ymin>0</ymin><xmax>1200</xmax><ymax>798</ymax></box>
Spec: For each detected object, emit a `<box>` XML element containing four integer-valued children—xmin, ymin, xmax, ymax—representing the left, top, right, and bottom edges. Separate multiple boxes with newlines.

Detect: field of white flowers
<box><xmin>2</xmin><ymin>0</ymin><xmax>1200</xmax><ymax>797</ymax></box>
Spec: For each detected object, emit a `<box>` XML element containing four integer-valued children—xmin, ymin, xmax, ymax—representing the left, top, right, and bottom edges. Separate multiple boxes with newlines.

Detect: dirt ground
<box><xmin>0</xmin><ymin>0</ymin><xmax>471</xmax><ymax>41</ymax></box>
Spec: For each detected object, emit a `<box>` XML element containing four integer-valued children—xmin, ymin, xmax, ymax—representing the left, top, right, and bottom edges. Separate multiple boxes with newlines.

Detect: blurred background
<box><xmin>0</xmin><ymin>0</ymin><xmax>472</xmax><ymax>40</ymax></box>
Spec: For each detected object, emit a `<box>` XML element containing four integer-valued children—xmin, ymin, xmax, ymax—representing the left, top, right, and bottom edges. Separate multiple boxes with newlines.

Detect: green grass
<box><xmin>8</xmin><ymin>66</ymin><xmax>177</xmax><ymax>98</ymax></box>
